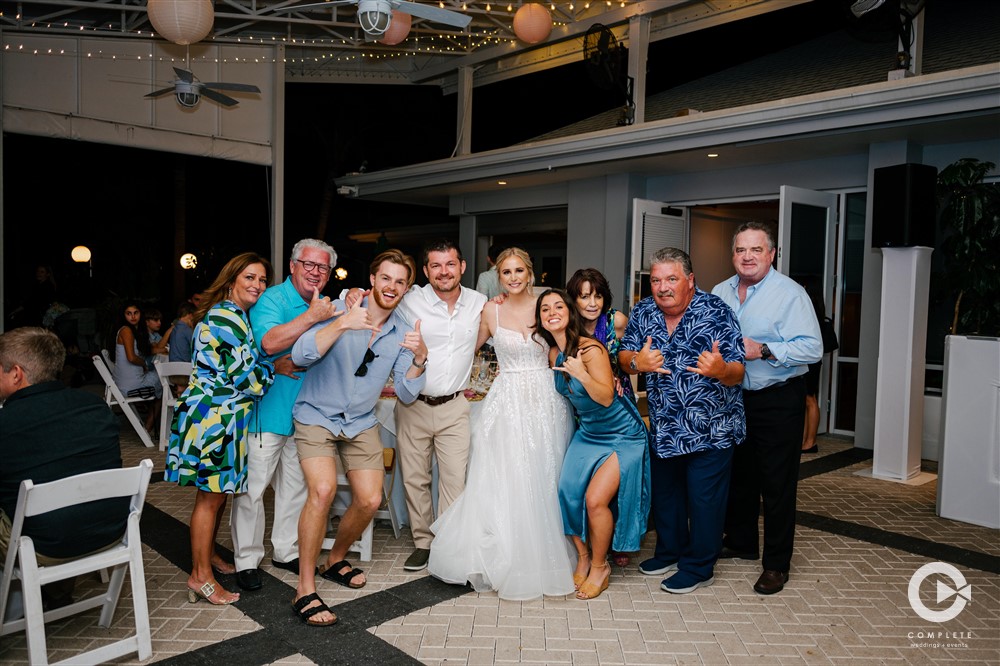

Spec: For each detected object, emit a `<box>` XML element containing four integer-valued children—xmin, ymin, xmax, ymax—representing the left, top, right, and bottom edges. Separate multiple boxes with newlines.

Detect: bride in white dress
<box><xmin>428</xmin><ymin>248</ymin><xmax>576</xmax><ymax>600</ymax></box>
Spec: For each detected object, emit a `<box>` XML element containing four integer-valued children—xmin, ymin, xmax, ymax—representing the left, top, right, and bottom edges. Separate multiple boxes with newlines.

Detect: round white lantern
<box><xmin>71</xmin><ymin>245</ymin><xmax>92</xmax><ymax>263</ymax></box>
<box><xmin>180</xmin><ymin>253</ymin><xmax>198</xmax><ymax>270</ymax></box>
<box><xmin>147</xmin><ymin>0</ymin><xmax>215</xmax><ymax>46</ymax></box>
<box><xmin>513</xmin><ymin>3</ymin><xmax>552</xmax><ymax>44</ymax></box>
<box><xmin>378</xmin><ymin>11</ymin><xmax>412</xmax><ymax>45</ymax></box>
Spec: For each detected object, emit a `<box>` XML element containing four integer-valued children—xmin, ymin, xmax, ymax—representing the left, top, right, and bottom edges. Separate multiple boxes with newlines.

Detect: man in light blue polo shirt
<box><xmin>230</xmin><ymin>239</ymin><xmax>341</xmax><ymax>592</ymax></box>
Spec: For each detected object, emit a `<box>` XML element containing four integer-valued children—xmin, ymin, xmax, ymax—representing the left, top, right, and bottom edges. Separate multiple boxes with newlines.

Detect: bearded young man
<box><xmin>393</xmin><ymin>240</ymin><xmax>487</xmax><ymax>571</ymax></box>
<box><xmin>288</xmin><ymin>249</ymin><xmax>427</xmax><ymax>627</ymax></box>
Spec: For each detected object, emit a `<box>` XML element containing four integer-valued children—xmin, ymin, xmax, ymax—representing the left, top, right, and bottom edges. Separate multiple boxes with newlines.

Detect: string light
<box><xmin>2</xmin><ymin>2</ymin><xmax>630</xmax><ymax>60</ymax></box>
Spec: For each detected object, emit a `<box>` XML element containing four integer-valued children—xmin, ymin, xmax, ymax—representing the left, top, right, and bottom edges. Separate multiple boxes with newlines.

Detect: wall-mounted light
<box><xmin>71</xmin><ymin>245</ymin><xmax>91</xmax><ymax>263</ymax></box>
<box><xmin>707</xmin><ymin>153</ymin><xmax>719</xmax><ymax>158</ymax></box>
<box><xmin>180</xmin><ymin>253</ymin><xmax>198</xmax><ymax>269</ymax></box>
<box><xmin>335</xmin><ymin>267</ymin><xmax>349</xmax><ymax>280</ymax></box>
<box><xmin>72</xmin><ymin>245</ymin><xmax>92</xmax><ymax>277</ymax></box>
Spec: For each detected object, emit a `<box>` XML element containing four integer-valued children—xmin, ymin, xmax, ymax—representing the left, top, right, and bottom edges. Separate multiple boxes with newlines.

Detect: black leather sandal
<box><xmin>292</xmin><ymin>592</ymin><xmax>337</xmax><ymax>626</ymax></box>
<box><xmin>319</xmin><ymin>559</ymin><xmax>366</xmax><ymax>589</ymax></box>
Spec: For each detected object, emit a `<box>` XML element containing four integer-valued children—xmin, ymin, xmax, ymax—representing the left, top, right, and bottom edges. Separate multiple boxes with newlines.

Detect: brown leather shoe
<box><xmin>753</xmin><ymin>570</ymin><xmax>788</xmax><ymax>595</ymax></box>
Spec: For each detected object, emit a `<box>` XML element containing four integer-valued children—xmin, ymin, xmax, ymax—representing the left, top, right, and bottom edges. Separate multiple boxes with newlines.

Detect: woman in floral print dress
<box><xmin>166</xmin><ymin>252</ymin><xmax>282</xmax><ymax>606</ymax></box>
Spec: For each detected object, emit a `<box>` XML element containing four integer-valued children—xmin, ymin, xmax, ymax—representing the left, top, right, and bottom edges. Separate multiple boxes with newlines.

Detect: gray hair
<box><xmin>291</xmin><ymin>238</ymin><xmax>337</xmax><ymax>267</ymax></box>
<box><xmin>732</xmin><ymin>221</ymin><xmax>776</xmax><ymax>252</ymax></box>
<box><xmin>0</xmin><ymin>327</ymin><xmax>65</xmax><ymax>385</ymax></box>
<box><xmin>649</xmin><ymin>247</ymin><xmax>693</xmax><ymax>277</ymax></box>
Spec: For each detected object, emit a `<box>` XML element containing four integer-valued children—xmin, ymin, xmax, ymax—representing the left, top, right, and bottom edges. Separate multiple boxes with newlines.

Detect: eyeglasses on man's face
<box><xmin>296</xmin><ymin>259</ymin><xmax>331</xmax><ymax>274</ymax></box>
<box><xmin>354</xmin><ymin>347</ymin><xmax>379</xmax><ymax>377</ymax></box>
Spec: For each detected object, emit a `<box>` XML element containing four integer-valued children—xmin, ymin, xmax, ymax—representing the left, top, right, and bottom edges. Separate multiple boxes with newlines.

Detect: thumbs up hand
<box><xmin>400</xmin><ymin>319</ymin><xmax>428</xmax><ymax>368</ymax></box>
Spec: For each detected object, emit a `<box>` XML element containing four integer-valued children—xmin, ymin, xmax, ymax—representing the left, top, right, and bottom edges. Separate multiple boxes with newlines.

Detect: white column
<box><xmin>271</xmin><ymin>44</ymin><xmax>286</xmax><ymax>280</ymax></box>
<box><xmin>627</xmin><ymin>15</ymin><xmax>649</xmax><ymax>125</ymax></box>
<box><xmin>455</xmin><ymin>66</ymin><xmax>473</xmax><ymax>156</ymax></box>
<box><xmin>873</xmin><ymin>246</ymin><xmax>932</xmax><ymax>481</ymax></box>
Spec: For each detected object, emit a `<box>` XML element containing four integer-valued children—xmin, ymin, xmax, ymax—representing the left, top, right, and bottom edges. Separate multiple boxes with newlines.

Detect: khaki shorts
<box><xmin>293</xmin><ymin>421</ymin><xmax>384</xmax><ymax>472</ymax></box>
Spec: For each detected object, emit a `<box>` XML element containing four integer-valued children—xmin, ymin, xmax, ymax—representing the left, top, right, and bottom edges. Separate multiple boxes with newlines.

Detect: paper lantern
<box><xmin>147</xmin><ymin>0</ymin><xmax>214</xmax><ymax>46</ymax></box>
<box><xmin>513</xmin><ymin>3</ymin><xmax>552</xmax><ymax>44</ymax></box>
<box><xmin>378</xmin><ymin>11</ymin><xmax>412</xmax><ymax>45</ymax></box>
<box><xmin>180</xmin><ymin>253</ymin><xmax>198</xmax><ymax>270</ymax></box>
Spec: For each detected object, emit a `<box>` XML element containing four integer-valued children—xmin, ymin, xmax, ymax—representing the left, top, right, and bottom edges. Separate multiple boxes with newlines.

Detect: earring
<box><xmin>227</xmin><ymin>287</ymin><xmax>232</xmax><ymax>299</ymax></box>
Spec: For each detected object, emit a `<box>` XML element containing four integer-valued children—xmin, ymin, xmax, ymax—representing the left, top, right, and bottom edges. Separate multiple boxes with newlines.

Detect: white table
<box><xmin>370</xmin><ymin>397</ymin><xmax>485</xmax><ymax>527</ymax></box>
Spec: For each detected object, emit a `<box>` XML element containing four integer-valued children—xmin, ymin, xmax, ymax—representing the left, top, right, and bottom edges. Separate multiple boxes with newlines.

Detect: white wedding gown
<box><xmin>428</xmin><ymin>321</ymin><xmax>576</xmax><ymax>600</ymax></box>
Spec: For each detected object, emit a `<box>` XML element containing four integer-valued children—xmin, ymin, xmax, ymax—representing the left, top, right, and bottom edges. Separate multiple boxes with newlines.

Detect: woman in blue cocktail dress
<box><xmin>536</xmin><ymin>289</ymin><xmax>650</xmax><ymax>600</ymax></box>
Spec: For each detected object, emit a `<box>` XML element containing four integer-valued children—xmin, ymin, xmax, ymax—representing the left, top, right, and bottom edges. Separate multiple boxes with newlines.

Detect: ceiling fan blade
<box><xmin>391</xmin><ymin>0</ymin><xmax>470</xmax><ymax>28</ymax></box>
<box><xmin>203</xmin><ymin>82</ymin><xmax>261</xmax><ymax>93</ymax></box>
<box><xmin>145</xmin><ymin>86</ymin><xmax>176</xmax><ymax>98</ymax></box>
<box><xmin>200</xmin><ymin>87</ymin><xmax>239</xmax><ymax>107</ymax></box>
<box><xmin>270</xmin><ymin>0</ymin><xmax>356</xmax><ymax>12</ymax></box>
<box><xmin>172</xmin><ymin>67</ymin><xmax>195</xmax><ymax>83</ymax></box>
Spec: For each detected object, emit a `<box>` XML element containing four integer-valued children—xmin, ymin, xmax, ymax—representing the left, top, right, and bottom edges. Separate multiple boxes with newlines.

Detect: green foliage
<box><xmin>937</xmin><ymin>158</ymin><xmax>1000</xmax><ymax>336</ymax></box>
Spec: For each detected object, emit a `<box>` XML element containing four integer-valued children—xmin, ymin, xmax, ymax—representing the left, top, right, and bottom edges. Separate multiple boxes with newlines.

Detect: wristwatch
<box><xmin>760</xmin><ymin>343</ymin><xmax>772</xmax><ymax>360</ymax></box>
<box><xmin>629</xmin><ymin>354</ymin><xmax>639</xmax><ymax>372</ymax></box>
<box><xmin>412</xmin><ymin>357</ymin><xmax>427</xmax><ymax>368</ymax></box>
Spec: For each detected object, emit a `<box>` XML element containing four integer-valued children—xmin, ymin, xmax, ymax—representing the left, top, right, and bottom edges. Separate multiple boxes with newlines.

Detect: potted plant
<box><xmin>937</xmin><ymin>158</ymin><xmax>1000</xmax><ymax>336</ymax></box>
<box><xmin>935</xmin><ymin>157</ymin><xmax>1000</xmax><ymax>528</ymax></box>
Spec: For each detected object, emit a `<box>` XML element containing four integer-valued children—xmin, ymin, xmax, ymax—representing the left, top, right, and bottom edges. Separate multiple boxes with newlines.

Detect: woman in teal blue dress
<box><xmin>535</xmin><ymin>289</ymin><xmax>650</xmax><ymax>600</ymax></box>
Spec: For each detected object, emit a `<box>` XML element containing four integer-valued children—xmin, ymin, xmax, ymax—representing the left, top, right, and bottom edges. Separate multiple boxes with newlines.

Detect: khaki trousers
<box><xmin>1</xmin><ymin>511</ymin><xmax>121</xmax><ymax>606</ymax></box>
<box><xmin>395</xmin><ymin>397</ymin><xmax>471</xmax><ymax>549</ymax></box>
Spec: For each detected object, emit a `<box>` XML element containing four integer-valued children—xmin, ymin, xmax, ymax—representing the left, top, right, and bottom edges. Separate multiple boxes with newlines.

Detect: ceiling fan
<box><xmin>583</xmin><ymin>24</ymin><xmax>635</xmax><ymax>126</ymax></box>
<box><xmin>145</xmin><ymin>67</ymin><xmax>261</xmax><ymax>108</ymax></box>
<box><xmin>275</xmin><ymin>0</ymin><xmax>471</xmax><ymax>38</ymax></box>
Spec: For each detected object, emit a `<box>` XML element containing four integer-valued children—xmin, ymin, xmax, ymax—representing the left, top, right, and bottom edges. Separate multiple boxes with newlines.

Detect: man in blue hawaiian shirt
<box><xmin>619</xmin><ymin>247</ymin><xmax>745</xmax><ymax>594</ymax></box>
<box><xmin>712</xmin><ymin>221</ymin><xmax>822</xmax><ymax>596</ymax></box>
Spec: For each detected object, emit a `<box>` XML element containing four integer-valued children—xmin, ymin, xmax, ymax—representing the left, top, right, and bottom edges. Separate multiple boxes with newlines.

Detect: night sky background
<box><xmin>3</xmin><ymin>1</ymin><xmax>861</xmax><ymax>330</ymax></box>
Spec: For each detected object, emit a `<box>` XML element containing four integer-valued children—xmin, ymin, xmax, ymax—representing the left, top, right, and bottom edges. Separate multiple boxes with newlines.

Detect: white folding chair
<box><xmin>154</xmin><ymin>360</ymin><xmax>192</xmax><ymax>451</ymax></box>
<box><xmin>91</xmin><ymin>354</ymin><xmax>155</xmax><ymax>449</ymax></box>
<box><xmin>321</xmin><ymin>449</ymin><xmax>401</xmax><ymax>562</ymax></box>
<box><xmin>0</xmin><ymin>459</ymin><xmax>154</xmax><ymax>666</ymax></box>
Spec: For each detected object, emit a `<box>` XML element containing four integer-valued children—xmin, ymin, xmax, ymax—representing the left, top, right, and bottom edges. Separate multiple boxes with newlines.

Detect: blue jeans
<box><xmin>650</xmin><ymin>446</ymin><xmax>734</xmax><ymax>581</ymax></box>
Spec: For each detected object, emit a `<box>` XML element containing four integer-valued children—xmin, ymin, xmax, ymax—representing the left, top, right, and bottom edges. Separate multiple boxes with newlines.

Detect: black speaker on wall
<box><xmin>871</xmin><ymin>163</ymin><xmax>938</xmax><ymax>248</ymax></box>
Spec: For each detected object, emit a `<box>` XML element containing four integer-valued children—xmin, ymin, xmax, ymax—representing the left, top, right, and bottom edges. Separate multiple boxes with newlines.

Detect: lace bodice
<box><xmin>491</xmin><ymin>326</ymin><xmax>550</xmax><ymax>373</ymax></box>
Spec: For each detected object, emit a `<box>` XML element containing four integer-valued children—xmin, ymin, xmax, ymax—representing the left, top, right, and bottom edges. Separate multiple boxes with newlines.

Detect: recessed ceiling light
<box><xmin>707</xmin><ymin>153</ymin><xmax>719</xmax><ymax>158</ymax></box>
<box><xmin>498</xmin><ymin>180</ymin><xmax>507</xmax><ymax>185</ymax></box>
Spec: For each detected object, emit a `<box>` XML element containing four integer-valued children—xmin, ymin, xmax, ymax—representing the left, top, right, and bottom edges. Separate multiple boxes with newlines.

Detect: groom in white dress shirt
<box><xmin>396</xmin><ymin>240</ymin><xmax>487</xmax><ymax>571</ymax></box>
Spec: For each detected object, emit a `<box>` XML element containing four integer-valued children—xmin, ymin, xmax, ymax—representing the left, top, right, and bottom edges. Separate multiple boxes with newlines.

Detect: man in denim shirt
<box><xmin>289</xmin><ymin>249</ymin><xmax>427</xmax><ymax>627</ymax></box>
<box><xmin>619</xmin><ymin>247</ymin><xmax>745</xmax><ymax>595</ymax></box>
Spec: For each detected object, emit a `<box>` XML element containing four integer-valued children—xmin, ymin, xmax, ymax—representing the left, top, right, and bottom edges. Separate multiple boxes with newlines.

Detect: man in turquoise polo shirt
<box><xmin>230</xmin><ymin>238</ymin><xmax>341</xmax><ymax>591</ymax></box>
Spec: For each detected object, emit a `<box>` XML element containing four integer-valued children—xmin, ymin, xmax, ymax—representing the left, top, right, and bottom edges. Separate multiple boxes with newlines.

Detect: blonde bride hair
<box><xmin>494</xmin><ymin>247</ymin><xmax>534</xmax><ymax>291</ymax></box>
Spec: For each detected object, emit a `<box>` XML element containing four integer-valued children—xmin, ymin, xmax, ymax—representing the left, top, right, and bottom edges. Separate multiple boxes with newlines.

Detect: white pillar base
<box><xmin>872</xmin><ymin>246</ymin><xmax>932</xmax><ymax>481</ymax></box>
